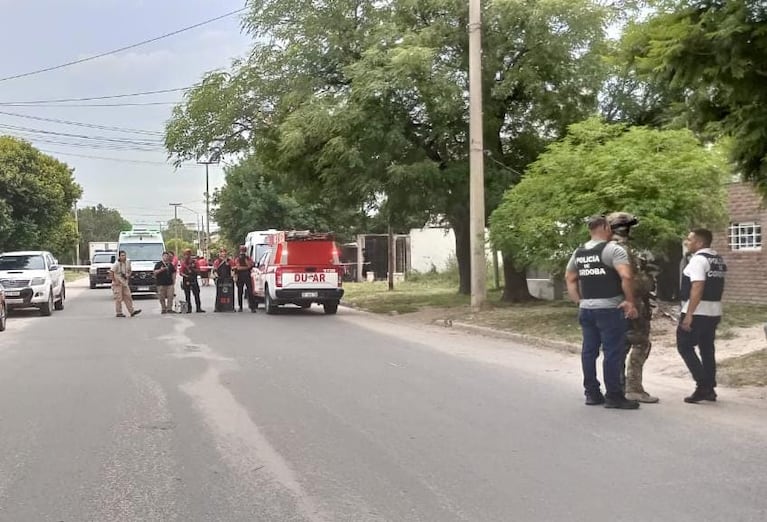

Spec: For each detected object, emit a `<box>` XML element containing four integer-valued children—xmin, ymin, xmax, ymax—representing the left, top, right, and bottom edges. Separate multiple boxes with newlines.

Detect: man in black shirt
<box><xmin>154</xmin><ymin>251</ymin><xmax>177</xmax><ymax>314</ymax></box>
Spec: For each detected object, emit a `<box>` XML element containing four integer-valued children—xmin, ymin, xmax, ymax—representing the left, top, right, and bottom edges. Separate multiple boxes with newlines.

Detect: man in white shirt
<box><xmin>677</xmin><ymin>229</ymin><xmax>726</xmax><ymax>403</ymax></box>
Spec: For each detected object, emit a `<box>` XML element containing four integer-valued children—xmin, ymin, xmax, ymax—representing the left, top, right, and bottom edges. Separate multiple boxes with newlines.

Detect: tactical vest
<box><xmin>574</xmin><ymin>242</ymin><xmax>622</xmax><ymax>299</ymax></box>
<box><xmin>680</xmin><ymin>252</ymin><xmax>726</xmax><ymax>302</ymax></box>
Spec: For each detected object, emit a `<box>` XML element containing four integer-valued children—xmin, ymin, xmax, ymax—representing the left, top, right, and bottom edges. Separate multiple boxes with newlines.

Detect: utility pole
<box><xmin>197</xmin><ymin>150</ymin><xmax>221</xmax><ymax>260</ymax></box>
<box><xmin>468</xmin><ymin>0</ymin><xmax>487</xmax><ymax>310</ymax></box>
<box><xmin>73</xmin><ymin>202</ymin><xmax>80</xmax><ymax>264</ymax></box>
<box><xmin>169</xmin><ymin>203</ymin><xmax>182</xmax><ymax>251</ymax></box>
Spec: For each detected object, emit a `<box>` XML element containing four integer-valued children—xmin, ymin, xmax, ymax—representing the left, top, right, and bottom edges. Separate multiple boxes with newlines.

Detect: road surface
<box><xmin>0</xmin><ymin>278</ymin><xmax>765</xmax><ymax>521</ymax></box>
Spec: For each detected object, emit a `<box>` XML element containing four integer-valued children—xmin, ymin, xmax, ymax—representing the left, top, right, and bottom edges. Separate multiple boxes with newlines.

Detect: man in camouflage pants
<box><xmin>607</xmin><ymin>212</ymin><xmax>660</xmax><ymax>403</ymax></box>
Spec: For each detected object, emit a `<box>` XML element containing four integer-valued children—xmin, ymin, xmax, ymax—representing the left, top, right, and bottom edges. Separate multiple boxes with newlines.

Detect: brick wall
<box><xmin>713</xmin><ymin>183</ymin><xmax>767</xmax><ymax>304</ymax></box>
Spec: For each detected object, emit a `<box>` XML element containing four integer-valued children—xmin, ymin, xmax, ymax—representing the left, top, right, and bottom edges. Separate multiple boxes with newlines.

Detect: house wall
<box><xmin>713</xmin><ymin>183</ymin><xmax>767</xmax><ymax>304</ymax></box>
<box><xmin>408</xmin><ymin>227</ymin><xmax>457</xmax><ymax>273</ymax></box>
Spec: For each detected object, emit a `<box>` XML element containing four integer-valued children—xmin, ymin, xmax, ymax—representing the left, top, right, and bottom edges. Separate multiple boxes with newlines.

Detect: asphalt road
<box><xmin>0</xmin><ymin>278</ymin><xmax>765</xmax><ymax>522</ymax></box>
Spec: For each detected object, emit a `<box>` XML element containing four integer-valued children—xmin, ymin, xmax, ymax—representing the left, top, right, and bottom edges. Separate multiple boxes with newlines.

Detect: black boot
<box><xmin>684</xmin><ymin>387</ymin><xmax>716</xmax><ymax>403</ymax></box>
<box><xmin>604</xmin><ymin>393</ymin><xmax>640</xmax><ymax>409</ymax></box>
<box><xmin>584</xmin><ymin>392</ymin><xmax>605</xmax><ymax>406</ymax></box>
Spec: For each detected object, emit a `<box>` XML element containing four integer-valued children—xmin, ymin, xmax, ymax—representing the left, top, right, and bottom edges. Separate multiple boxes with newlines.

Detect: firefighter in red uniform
<box><xmin>213</xmin><ymin>248</ymin><xmax>234</xmax><ymax>312</ymax></box>
<box><xmin>179</xmin><ymin>249</ymin><xmax>205</xmax><ymax>313</ymax></box>
<box><xmin>233</xmin><ymin>245</ymin><xmax>257</xmax><ymax>313</ymax></box>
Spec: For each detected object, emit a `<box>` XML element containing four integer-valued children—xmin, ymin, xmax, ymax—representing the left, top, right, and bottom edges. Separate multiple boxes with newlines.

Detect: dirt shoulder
<box><xmin>343</xmin><ymin>282</ymin><xmax>767</xmax><ymax>391</ymax></box>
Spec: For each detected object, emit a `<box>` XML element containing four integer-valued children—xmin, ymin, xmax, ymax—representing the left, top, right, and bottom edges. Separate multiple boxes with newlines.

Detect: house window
<box><xmin>728</xmin><ymin>222</ymin><xmax>762</xmax><ymax>251</ymax></box>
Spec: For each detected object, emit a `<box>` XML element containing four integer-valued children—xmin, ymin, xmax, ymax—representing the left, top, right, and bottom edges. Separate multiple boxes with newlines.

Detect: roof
<box><xmin>0</xmin><ymin>251</ymin><xmax>49</xmax><ymax>256</ymax></box>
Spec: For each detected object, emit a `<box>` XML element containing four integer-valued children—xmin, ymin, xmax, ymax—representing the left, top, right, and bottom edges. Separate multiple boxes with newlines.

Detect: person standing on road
<box><xmin>565</xmin><ymin>215</ymin><xmax>639</xmax><ymax>409</ymax></box>
<box><xmin>154</xmin><ymin>251</ymin><xmax>177</xmax><ymax>314</ymax></box>
<box><xmin>233</xmin><ymin>245</ymin><xmax>256</xmax><ymax>313</ymax></box>
<box><xmin>213</xmin><ymin>248</ymin><xmax>234</xmax><ymax>312</ymax></box>
<box><xmin>198</xmin><ymin>256</ymin><xmax>211</xmax><ymax>287</ymax></box>
<box><xmin>677</xmin><ymin>228</ymin><xmax>727</xmax><ymax>403</ymax></box>
<box><xmin>607</xmin><ymin>212</ymin><xmax>660</xmax><ymax>404</ymax></box>
<box><xmin>109</xmin><ymin>250</ymin><xmax>141</xmax><ymax>318</ymax></box>
<box><xmin>179</xmin><ymin>249</ymin><xmax>205</xmax><ymax>313</ymax></box>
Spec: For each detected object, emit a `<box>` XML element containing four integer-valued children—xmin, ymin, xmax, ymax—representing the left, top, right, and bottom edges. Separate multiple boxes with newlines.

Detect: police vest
<box><xmin>680</xmin><ymin>252</ymin><xmax>726</xmax><ymax>302</ymax></box>
<box><xmin>574</xmin><ymin>242</ymin><xmax>622</xmax><ymax>299</ymax></box>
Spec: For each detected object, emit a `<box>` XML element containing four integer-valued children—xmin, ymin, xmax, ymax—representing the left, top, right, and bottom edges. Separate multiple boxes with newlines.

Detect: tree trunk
<box><xmin>656</xmin><ymin>242</ymin><xmax>683</xmax><ymax>302</ymax></box>
<box><xmin>452</xmin><ymin>217</ymin><xmax>471</xmax><ymax>295</ymax></box>
<box><xmin>501</xmin><ymin>254</ymin><xmax>534</xmax><ymax>302</ymax></box>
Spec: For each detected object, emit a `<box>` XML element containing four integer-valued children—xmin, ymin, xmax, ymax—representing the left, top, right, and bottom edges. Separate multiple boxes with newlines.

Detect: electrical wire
<box><xmin>0</xmin><ymin>124</ymin><xmax>163</xmax><ymax>146</ymax></box>
<box><xmin>0</xmin><ymin>7</ymin><xmax>249</xmax><ymax>83</ymax></box>
<box><xmin>38</xmin><ymin>149</ymin><xmax>180</xmax><ymax>166</ymax></box>
<box><xmin>0</xmin><ymin>87</ymin><xmax>188</xmax><ymax>105</ymax></box>
<box><xmin>0</xmin><ymin>110</ymin><xmax>163</xmax><ymax>135</ymax></box>
<box><xmin>5</xmin><ymin>134</ymin><xmax>163</xmax><ymax>152</ymax></box>
<box><xmin>0</xmin><ymin>122</ymin><xmax>163</xmax><ymax>142</ymax></box>
<box><xmin>0</xmin><ymin>101</ymin><xmax>178</xmax><ymax>108</ymax></box>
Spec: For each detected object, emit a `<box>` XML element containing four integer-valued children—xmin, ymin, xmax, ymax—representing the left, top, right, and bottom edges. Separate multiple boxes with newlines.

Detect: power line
<box><xmin>38</xmin><ymin>149</ymin><xmax>180</xmax><ymax>166</ymax></box>
<box><xmin>5</xmin><ymin>134</ymin><xmax>162</xmax><ymax>151</ymax></box>
<box><xmin>0</xmin><ymin>7</ymin><xmax>249</xmax><ymax>83</ymax></box>
<box><xmin>0</xmin><ymin>87</ymin><xmax>188</xmax><ymax>105</ymax></box>
<box><xmin>0</xmin><ymin>101</ymin><xmax>178</xmax><ymax>108</ymax></box>
<box><xmin>0</xmin><ymin>123</ymin><xmax>163</xmax><ymax>146</ymax></box>
<box><xmin>0</xmin><ymin>110</ymin><xmax>163</xmax><ymax>135</ymax></box>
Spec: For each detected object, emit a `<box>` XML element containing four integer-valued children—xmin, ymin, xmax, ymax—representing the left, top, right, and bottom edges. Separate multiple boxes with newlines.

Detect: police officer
<box><xmin>607</xmin><ymin>212</ymin><xmax>660</xmax><ymax>403</ymax></box>
<box><xmin>179</xmin><ymin>249</ymin><xmax>205</xmax><ymax>313</ymax></box>
<box><xmin>677</xmin><ymin>228</ymin><xmax>726</xmax><ymax>403</ymax></box>
<box><xmin>565</xmin><ymin>215</ymin><xmax>640</xmax><ymax>409</ymax></box>
<box><xmin>233</xmin><ymin>245</ymin><xmax>256</xmax><ymax>313</ymax></box>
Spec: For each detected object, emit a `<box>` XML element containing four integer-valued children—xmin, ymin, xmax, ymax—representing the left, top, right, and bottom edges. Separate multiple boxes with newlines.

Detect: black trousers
<box><xmin>236</xmin><ymin>272</ymin><xmax>255</xmax><ymax>310</ymax></box>
<box><xmin>183</xmin><ymin>281</ymin><xmax>202</xmax><ymax>312</ymax></box>
<box><xmin>677</xmin><ymin>313</ymin><xmax>720</xmax><ymax>389</ymax></box>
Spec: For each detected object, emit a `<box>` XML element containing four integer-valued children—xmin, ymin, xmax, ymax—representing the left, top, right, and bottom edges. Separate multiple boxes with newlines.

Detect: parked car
<box><xmin>0</xmin><ymin>282</ymin><xmax>6</xmax><ymax>332</ymax></box>
<box><xmin>89</xmin><ymin>251</ymin><xmax>116</xmax><ymax>288</ymax></box>
<box><xmin>0</xmin><ymin>251</ymin><xmax>66</xmax><ymax>316</ymax></box>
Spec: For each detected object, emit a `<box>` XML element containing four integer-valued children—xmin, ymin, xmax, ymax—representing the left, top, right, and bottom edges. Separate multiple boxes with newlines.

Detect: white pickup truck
<box><xmin>0</xmin><ymin>251</ymin><xmax>66</xmax><ymax>316</ymax></box>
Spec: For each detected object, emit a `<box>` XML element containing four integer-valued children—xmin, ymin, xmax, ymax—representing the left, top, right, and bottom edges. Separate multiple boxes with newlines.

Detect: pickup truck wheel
<box><xmin>89</xmin><ymin>279</ymin><xmax>97</xmax><ymax>289</ymax></box>
<box><xmin>0</xmin><ymin>301</ymin><xmax>6</xmax><ymax>331</ymax></box>
<box><xmin>40</xmin><ymin>289</ymin><xmax>53</xmax><ymax>316</ymax></box>
<box><xmin>264</xmin><ymin>286</ymin><xmax>276</xmax><ymax>315</ymax></box>
<box><xmin>54</xmin><ymin>283</ymin><xmax>65</xmax><ymax>311</ymax></box>
<box><xmin>323</xmin><ymin>302</ymin><xmax>339</xmax><ymax>315</ymax></box>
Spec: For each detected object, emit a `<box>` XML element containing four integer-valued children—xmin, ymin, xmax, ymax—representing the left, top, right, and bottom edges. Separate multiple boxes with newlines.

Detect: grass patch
<box><xmin>344</xmin><ymin>278</ymin><xmax>767</xmax><ymax>348</ymax></box>
<box><xmin>718</xmin><ymin>350</ymin><xmax>767</xmax><ymax>387</ymax></box>
<box><xmin>343</xmin><ymin>278</ymin><xmax>580</xmax><ymax>343</ymax></box>
<box><xmin>344</xmin><ymin>280</ymin><xmax>472</xmax><ymax>314</ymax></box>
<box><xmin>463</xmin><ymin>300</ymin><xmax>581</xmax><ymax>344</ymax></box>
<box><xmin>715</xmin><ymin>303</ymin><xmax>767</xmax><ymax>339</ymax></box>
<box><xmin>721</xmin><ymin>304</ymin><xmax>767</xmax><ymax>329</ymax></box>
<box><xmin>64</xmin><ymin>270</ymin><xmax>88</xmax><ymax>282</ymax></box>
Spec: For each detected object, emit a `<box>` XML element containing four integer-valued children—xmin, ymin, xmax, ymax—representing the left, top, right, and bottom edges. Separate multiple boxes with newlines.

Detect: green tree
<box><xmin>490</xmin><ymin>118</ymin><xmax>729</xmax><ymax>298</ymax></box>
<box><xmin>165</xmin><ymin>0</ymin><xmax>613</xmax><ymax>297</ymax></box>
<box><xmin>0</xmin><ymin>136</ymin><xmax>82</xmax><ymax>259</ymax></box>
<box><xmin>212</xmin><ymin>155</ymin><xmax>365</xmax><ymax>246</ymax></box>
<box><xmin>77</xmin><ymin>204</ymin><xmax>132</xmax><ymax>261</ymax></box>
<box><xmin>622</xmin><ymin>0</ymin><xmax>767</xmax><ymax>192</ymax></box>
<box><xmin>163</xmin><ymin>218</ymin><xmax>198</xmax><ymax>244</ymax></box>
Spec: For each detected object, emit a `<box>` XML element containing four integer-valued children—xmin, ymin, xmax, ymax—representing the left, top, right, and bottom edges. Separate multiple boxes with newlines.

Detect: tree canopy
<box><xmin>0</xmin><ymin>136</ymin><xmax>82</xmax><ymax>259</ymax></box>
<box><xmin>489</xmin><ymin>118</ymin><xmax>730</xmax><ymax>273</ymax></box>
<box><xmin>77</xmin><ymin>204</ymin><xmax>132</xmax><ymax>261</ymax></box>
<box><xmin>165</xmin><ymin>0</ymin><xmax>615</xmax><ymax>295</ymax></box>
<box><xmin>623</xmin><ymin>0</ymin><xmax>767</xmax><ymax>192</ymax></box>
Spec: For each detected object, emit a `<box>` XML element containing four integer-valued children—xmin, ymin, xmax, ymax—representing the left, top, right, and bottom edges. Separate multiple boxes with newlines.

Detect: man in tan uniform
<box><xmin>110</xmin><ymin>250</ymin><xmax>141</xmax><ymax>318</ymax></box>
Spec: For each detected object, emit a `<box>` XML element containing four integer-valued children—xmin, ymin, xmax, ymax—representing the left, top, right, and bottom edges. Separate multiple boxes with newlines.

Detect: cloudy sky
<box><xmin>0</xmin><ymin>0</ymin><xmax>252</xmax><ymax>231</ymax></box>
